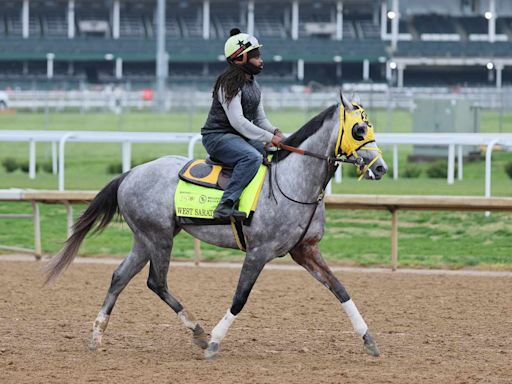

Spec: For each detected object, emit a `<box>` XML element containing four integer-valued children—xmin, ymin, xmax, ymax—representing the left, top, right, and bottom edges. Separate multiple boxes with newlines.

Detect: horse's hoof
<box><xmin>204</xmin><ymin>342</ymin><xmax>219</xmax><ymax>360</ymax></box>
<box><xmin>88</xmin><ymin>337</ymin><xmax>101</xmax><ymax>352</ymax></box>
<box><xmin>363</xmin><ymin>332</ymin><xmax>380</xmax><ymax>357</ymax></box>
<box><xmin>194</xmin><ymin>337</ymin><xmax>209</xmax><ymax>350</ymax></box>
<box><xmin>192</xmin><ymin>325</ymin><xmax>209</xmax><ymax>350</ymax></box>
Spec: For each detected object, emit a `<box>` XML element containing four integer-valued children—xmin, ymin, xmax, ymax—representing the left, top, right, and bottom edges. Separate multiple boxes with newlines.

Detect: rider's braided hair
<box><xmin>212</xmin><ymin>63</ymin><xmax>247</xmax><ymax>106</ymax></box>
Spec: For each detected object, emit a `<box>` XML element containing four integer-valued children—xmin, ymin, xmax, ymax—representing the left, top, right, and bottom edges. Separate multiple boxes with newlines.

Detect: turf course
<box><xmin>0</xmin><ymin>109</ymin><xmax>511</xmax><ymax>269</ymax></box>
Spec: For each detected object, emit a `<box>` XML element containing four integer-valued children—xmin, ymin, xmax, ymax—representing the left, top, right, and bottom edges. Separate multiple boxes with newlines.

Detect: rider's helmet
<box><xmin>224</xmin><ymin>28</ymin><xmax>263</xmax><ymax>65</ymax></box>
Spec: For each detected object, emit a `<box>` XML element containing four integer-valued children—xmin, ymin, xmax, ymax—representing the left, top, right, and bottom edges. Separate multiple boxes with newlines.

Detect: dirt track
<box><xmin>1</xmin><ymin>260</ymin><xmax>511</xmax><ymax>384</ymax></box>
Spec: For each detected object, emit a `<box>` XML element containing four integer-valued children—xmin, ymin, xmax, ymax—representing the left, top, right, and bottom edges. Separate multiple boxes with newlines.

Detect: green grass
<box><xmin>1</xmin><ymin>109</ymin><xmax>512</xmax><ymax>269</ymax></box>
<box><xmin>1</xmin><ymin>202</ymin><xmax>511</xmax><ymax>270</ymax></box>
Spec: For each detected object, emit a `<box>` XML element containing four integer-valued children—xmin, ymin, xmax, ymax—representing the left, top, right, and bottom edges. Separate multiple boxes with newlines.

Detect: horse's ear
<box><xmin>340</xmin><ymin>91</ymin><xmax>354</xmax><ymax>111</ymax></box>
<box><xmin>352</xmin><ymin>93</ymin><xmax>361</xmax><ymax>106</ymax></box>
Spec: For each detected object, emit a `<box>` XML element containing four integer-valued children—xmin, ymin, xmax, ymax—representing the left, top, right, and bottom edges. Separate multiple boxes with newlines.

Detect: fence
<box><xmin>6</xmin><ymin>87</ymin><xmax>512</xmax><ymax>111</ymax></box>
<box><xmin>2</xmin><ymin>189</ymin><xmax>512</xmax><ymax>270</ymax></box>
<box><xmin>1</xmin><ymin>130</ymin><xmax>512</xmax><ymax>196</ymax></box>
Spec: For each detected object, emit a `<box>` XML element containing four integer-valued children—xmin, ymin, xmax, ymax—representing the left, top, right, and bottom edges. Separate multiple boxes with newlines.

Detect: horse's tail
<box><xmin>44</xmin><ymin>172</ymin><xmax>130</xmax><ymax>284</ymax></box>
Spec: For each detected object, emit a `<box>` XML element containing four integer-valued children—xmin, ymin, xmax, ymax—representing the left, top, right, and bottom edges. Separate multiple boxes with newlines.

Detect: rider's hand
<box><xmin>271</xmin><ymin>134</ymin><xmax>283</xmax><ymax>147</ymax></box>
<box><xmin>274</xmin><ymin>128</ymin><xmax>284</xmax><ymax>139</ymax></box>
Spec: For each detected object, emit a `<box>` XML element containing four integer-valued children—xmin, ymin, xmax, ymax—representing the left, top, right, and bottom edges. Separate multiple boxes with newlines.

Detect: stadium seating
<box><xmin>496</xmin><ymin>17</ymin><xmax>512</xmax><ymax>35</ymax></box>
<box><xmin>396</xmin><ymin>41</ymin><xmax>512</xmax><ymax>57</ymax></box>
<box><xmin>120</xmin><ymin>15</ymin><xmax>146</xmax><ymax>38</ymax></box>
<box><xmin>2</xmin><ymin>0</ymin><xmax>512</xmax><ymax>89</ymax></box>
<box><xmin>180</xmin><ymin>13</ymin><xmax>206</xmax><ymax>38</ymax></box>
<box><xmin>6</xmin><ymin>13</ymin><xmax>41</xmax><ymax>36</ymax></box>
<box><xmin>458</xmin><ymin>16</ymin><xmax>487</xmax><ymax>35</ymax></box>
<box><xmin>211</xmin><ymin>3</ymin><xmax>239</xmax><ymax>39</ymax></box>
<box><xmin>165</xmin><ymin>15</ymin><xmax>181</xmax><ymax>38</ymax></box>
<box><xmin>255</xmin><ymin>6</ymin><xmax>287</xmax><ymax>38</ymax></box>
<box><xmin>357</xmin><ymin>20</ymin><xmax>380</xmax><ymax>39</ymax></box>
<box><xmin>76</xmin><ymin>8</ymin><xmax>110</xmax><ymax>37</ymax></box>
<box><xmin>42</xmin><ymin>12</ymin><xmax>67</xmax><ymax>37</ymax></box>
<box><xmin>413</xmin><ymin>14</ymin><xmax>457</xmax><ymax>35</ymax></box>
<box><xmin>0</xmin><ymin>15</ymin><xmax>6</xmax><ymax>37</ymax></box>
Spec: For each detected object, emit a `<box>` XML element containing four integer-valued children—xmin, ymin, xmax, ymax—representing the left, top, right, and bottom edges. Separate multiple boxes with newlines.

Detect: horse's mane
<box><xmin>274</xmin><ymin>104</ymin><xmax>338</xmax><ymax>162</ymax></box>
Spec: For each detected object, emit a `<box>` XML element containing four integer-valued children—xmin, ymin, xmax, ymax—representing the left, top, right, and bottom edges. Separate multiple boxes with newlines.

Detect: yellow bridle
<box><xmin>334</xmin><ymin>104</ymin><xmax>382</xmax><ymax>180</ymax></box>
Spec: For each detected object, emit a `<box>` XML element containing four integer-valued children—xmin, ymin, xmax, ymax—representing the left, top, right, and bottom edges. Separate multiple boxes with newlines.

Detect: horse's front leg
<box><xmin>290</xmin><ymin>240</ymin><xmax>380</xmax><ymax>357</ymax></box>
<box><xmin>205</xmin><ymin>250</ymin><xmax>266</xmax><ymax>360</ymax></box>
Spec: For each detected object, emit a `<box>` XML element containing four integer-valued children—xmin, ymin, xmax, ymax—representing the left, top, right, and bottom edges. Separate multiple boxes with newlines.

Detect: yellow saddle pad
<box><xmin>175</xmin><ymin>161</ymin><xmax>267</xmax><ymax>219</ymax></box>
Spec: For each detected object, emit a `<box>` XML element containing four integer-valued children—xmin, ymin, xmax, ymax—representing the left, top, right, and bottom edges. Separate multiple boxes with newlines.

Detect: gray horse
<box><xmin>45</xmin><ymin>94</ymin><xmax>388</xmax><ymax>359</ymax></box>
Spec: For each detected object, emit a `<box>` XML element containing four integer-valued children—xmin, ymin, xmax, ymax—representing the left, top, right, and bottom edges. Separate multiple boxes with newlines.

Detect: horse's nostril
<box><xmin>375</xmin><ymin>165</ymin><xmax>384</xmax><ymax>175</ymax></box>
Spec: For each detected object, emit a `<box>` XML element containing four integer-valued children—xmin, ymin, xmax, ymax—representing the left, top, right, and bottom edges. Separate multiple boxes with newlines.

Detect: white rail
<box><xmin>5</xmin><ymin>87</ymin><xmax>512</xmax><ymax>110</ymax></box>
<box><xmin>1</xmin><ymin>131</ymin><xmax>512</xmax><ymax>195</ymax></box>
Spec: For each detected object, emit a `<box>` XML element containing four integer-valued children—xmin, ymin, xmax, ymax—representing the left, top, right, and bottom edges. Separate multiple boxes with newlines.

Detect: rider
<box><xmin>201</xmin><ymin>28</ymin><xmax>284</xmax><ymax>220</ymax></box>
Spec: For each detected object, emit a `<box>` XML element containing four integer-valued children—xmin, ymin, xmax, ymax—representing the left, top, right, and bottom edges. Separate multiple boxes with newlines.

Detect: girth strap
<box><xmin>230</xmin><ymin>218</ymin><xmax>247</xmax><ymax>252</ymax></box>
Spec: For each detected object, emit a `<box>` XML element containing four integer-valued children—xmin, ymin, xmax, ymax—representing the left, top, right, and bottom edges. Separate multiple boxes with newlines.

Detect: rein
<box><xmin>271</xmin><ymin>148</ymin><xmax>338</xmax><ymax>253</ymax></box>
<box><xmin>268</xmin><ymin>103</ymin><xmax>383</xmax><ymax>251</ymax></box>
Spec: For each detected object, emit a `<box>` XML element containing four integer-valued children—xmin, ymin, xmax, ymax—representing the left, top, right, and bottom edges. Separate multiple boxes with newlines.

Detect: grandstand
<box><xmin>1</xmin><ymin>0</ymin><xmax>512</xmax><ymax>90</ymax></box>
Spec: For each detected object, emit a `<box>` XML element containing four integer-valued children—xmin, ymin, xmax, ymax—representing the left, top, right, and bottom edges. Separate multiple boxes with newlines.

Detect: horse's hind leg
<box><xmin>90</xmin><ymin>242</ymin><xmax>148</xmax><ymax>351</ymax></box>
<box><xmin>290</xmin><ymin>241</ymin><xmax>380</xmax><ymax>357</ymax></box>
<box><xmin>145</xmin><ymin>233</ymin><xmax>208</xmax><ymax>350</ymax></box>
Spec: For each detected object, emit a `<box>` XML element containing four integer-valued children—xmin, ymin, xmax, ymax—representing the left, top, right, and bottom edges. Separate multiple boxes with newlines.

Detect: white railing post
<box><xmin>485</xmin><ymin>139</ymin><xmax>499</xmax><ymax>198</ymax></box>
<box><xmin>187</xmin><ymin>134</ymin><xmax>202</xmax><ymax>159</ymax></box>
<box><xmin>393</xmin><ymin>144</ymin><xmax>398</xmax><ymax>180</ymax></box>
<box><xmin>457</xmin><ymin>145</ymin><xmax>463</xmax><ymax>181</ymax></box>
<box><xmin>29</xmin><ymin>139</ymin><xmax>36</xmax><ymax>179</ymax></box>
<box><xmin>485</xmin><ymin>139</ymin><xmax>499</xmax><ymax>216</ymax></box>
<box><xmin>58</xmin><ymin>133</ymin><xmax>74</xmax><ymax>191</ymax></box>
<box><xmin>32</xmin><ymin>201</ymin><xmax>41</xmax><ymax>260</ymax></box>
<box><xmin>122</xmin><ymin>142</ymin><xmax>131</xmax><ymax>172</ymax></box>
<box><xmin>447</xmin><ymin>144</ymin><xmax>455</xmax><ymax>185</ymax></box>
<box><xmin>334</xmin><ymin>166</ymin><xmax>341</xmax><ymax>183</ymax></box>
<box><xmin>52</xmin><ymin>141</ymin><xmax>58</xmax><ymax>174</ymax></box>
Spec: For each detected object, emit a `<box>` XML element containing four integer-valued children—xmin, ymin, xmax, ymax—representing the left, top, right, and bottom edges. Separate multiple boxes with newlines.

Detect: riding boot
<box><xmin>213</xmin><ymin>199</ymin><xmax>246</xmax><ymax>220</ymax></box>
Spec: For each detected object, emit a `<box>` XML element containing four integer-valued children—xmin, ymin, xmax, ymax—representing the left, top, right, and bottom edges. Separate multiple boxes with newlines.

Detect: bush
<box><xmin>107</xmin><ymin>162</ymin><xmax>123</xmax><ymax>174</ymax></box>
<box><xmin>2</xmin><ymin>157</ymin><xmax>19</xmax><ymax>173</ymax></box>
<box><xmin>505</xmin><ymin>161</ymin><xmax>512</xmax><ymax>179</ymax></box>
<box><xmin>42</xmin><ymin>162</ymin><xmax>53</xmax><ymax>173</ymax></box>
<box><xmin>402</xmin><ymin>166</ymin><xmax>422</xmax><ymax>178</ymax></box>
<box><xmin>426</xmin><ymin>161</ymin><xmax>457</xmax><ymax>179</ymax></box>
<box><xmin>344</xmin><ymin>164</ymin><xmax>359</xmax><ymax>178</ymax></box>
<box><xmin>19</xmin><ymin>161</ymin><xmax>39</xmax><ymax>173</ymax></box>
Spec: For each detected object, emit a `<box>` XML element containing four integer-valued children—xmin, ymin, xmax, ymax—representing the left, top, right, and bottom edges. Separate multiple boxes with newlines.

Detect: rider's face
<box><xmin>249</xmin><ymin>54</ymin><xmax>263</xmax><ymax>70</ymax></box>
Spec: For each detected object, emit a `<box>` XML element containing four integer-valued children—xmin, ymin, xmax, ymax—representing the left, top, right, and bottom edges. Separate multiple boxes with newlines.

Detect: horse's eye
<box><xmin>352</xmin><ymin>124</ymin><xmax>367</xmax><ymax>141</ymax></box>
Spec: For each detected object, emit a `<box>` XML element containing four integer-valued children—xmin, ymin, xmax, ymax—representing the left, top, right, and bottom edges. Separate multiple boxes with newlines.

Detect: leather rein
<box><xmin>269</xmin><ymin>136</ymin><xmax>381</xmax><ymax>253</ymax></box>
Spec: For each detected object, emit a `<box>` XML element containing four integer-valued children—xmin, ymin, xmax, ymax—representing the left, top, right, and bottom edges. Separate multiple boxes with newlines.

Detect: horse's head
<box><xmin>337</xmin><ymin>93</ymin><xmax>388</xmax><ymax>180</ymax></box>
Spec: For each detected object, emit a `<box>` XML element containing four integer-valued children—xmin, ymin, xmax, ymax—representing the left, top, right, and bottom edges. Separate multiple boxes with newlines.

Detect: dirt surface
<box><xmin>1</xmin><ymin>260</ymin><xmax>511</xmax><ymax>384</ymax></box>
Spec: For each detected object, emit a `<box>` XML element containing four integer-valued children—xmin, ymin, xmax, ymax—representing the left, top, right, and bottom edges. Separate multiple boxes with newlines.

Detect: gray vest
<box><xmin>201</xmin><ymin>79</ymin><xmax>261</xmax><ymax>136</ymax></box>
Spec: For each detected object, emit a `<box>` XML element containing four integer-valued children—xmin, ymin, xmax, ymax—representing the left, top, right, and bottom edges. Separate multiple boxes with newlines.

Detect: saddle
<box><xmin>175</xmin><ymin>156</ymin><xmax>269</xmax><ymax>223</ymax></box>
<box><xmin>175</xmin><ymin>156</ymin><xmax>270</xmax><ymax>252</ymax></box>
<box><xmin>178</xmin><ymin>157</ymin><xmax>233</xmax><ymax>190</ymax></box>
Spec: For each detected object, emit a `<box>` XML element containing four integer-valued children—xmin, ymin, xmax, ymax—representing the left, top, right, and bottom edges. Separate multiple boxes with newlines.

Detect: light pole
<box><xmin>155</xmin><ymin>0</ymin><xmax>168</xmax><ymax>112</ymax></box>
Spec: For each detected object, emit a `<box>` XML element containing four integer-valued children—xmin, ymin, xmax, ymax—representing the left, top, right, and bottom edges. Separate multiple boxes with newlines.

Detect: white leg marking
<box><xmin>210</xmin><ymin>309</ymin><xmax>237</xmax><ymax>344</ymax></box>
<box><xmin>91</xmin><ymin>313</ymin><xmax>110</xmax><ymax>348</ymax></box>
<box><xmin>342</xmin><ymin>299</ymin><xmax>368</xmax><ymax>337</ymax></box>
<box><xmin>178</xmin><ymin>309</ymin><xmax>198</xmax><ymax>331</ymax></box>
